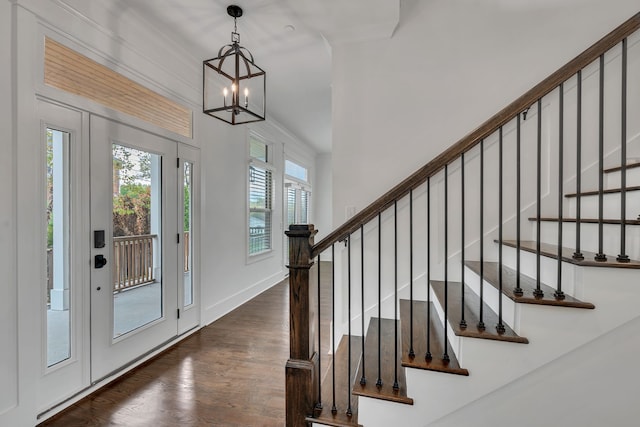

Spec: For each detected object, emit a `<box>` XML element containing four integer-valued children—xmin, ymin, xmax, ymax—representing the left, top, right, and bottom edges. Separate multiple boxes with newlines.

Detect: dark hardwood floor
<box><xmin>41</xmin><ymin>279</ymin><xmax>292</xmax><ymax>426</ymax></box>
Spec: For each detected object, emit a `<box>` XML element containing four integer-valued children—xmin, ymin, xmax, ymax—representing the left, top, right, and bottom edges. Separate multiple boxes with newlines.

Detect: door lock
<box><xmin>94</xmin><ymin>254</ymin><xmax>108</xmax><ymax>268</ymax></box>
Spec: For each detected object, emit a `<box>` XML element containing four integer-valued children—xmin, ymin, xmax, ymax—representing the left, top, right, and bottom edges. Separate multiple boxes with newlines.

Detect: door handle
<box><xmin>95</xmin><ymin>254</ymin><xmax>108</xmax><ymax>268</ymax></box>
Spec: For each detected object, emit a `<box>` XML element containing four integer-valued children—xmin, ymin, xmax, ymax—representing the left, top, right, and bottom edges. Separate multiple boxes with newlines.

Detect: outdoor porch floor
<box><xmin>47</xmin><ymin>282</ymin><xmax>161</xmax><ymax>367</ymax></box>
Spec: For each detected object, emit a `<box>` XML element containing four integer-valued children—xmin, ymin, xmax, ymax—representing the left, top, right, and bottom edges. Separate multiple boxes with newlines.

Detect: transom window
<box><xmin>285</xmin><ymin>159</ymin><xmax>307</xmax><ymax>182</ymax></box>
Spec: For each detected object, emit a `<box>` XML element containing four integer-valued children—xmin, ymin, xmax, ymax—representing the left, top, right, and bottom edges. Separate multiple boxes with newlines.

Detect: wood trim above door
<box><xmin>44</xmin><ymin>37</ymin><xmax>192</xmax><ymax>138</ymax></box>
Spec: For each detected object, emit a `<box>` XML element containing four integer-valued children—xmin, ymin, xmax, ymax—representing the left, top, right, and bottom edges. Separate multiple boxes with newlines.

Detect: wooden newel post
<box><xmin>285</xmin><ymin>224</ymin><xmax>319</xmax><ymax>427</ymax></box>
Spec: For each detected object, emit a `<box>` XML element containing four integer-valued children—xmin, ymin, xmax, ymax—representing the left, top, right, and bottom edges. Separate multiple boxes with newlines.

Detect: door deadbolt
<box><xmin>94</xmin><ymin>254</ymin><xmax>108</xmax><ymax>268</ymax></box>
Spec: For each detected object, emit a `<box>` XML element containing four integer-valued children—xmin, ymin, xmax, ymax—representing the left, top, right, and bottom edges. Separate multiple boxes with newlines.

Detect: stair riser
<box><xmin>566</xmin><ymin>193</ymin><xmax>640</xmax><ymax>219</ymax></box>
<box><xmin>604</xmin><ymin>164</ymin><xmax>640</xmax><ymax>188</ymax></box>
<box><xmin>500</xmin><ymin>243</ymin><xmax>578</xmax><ymax>294</ymax></box>
<box><xmin>534</xmin><ymin>221</ymin><xmax>640</xmax><ymax>260</ymax></box>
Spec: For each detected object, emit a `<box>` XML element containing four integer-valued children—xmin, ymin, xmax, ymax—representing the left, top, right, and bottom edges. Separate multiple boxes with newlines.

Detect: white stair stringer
<box><xmin>428</xmin><ymin>314</ymin><xmax>640</xmax><ymax>427</ymax></box>
<box><xmin>357</xmin><ymin>266</ymin><xmax>640</xmax><ymax>427</ymax></box>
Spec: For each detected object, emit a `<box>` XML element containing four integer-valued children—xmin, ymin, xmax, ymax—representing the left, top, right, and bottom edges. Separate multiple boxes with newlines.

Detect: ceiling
<box><xmin>107</xmin><ymin>0</ymin><xmax>400</xmax><ymax>154</ymax></box>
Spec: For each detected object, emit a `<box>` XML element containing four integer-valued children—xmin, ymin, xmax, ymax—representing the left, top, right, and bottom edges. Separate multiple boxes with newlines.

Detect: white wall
<box><xmin>0</xmin><ymin>0</ymin><xmax>17</xmax><ymax>419</ymax></box>
<box><xmin>331</xmin><ymin>0</ymin><xmax>640</xmax><ymax>228</ymax></box>
<box><xmin>314</xmin><ymin>152</ymin><xmax>333</xmax><ymax>241</ymax></box>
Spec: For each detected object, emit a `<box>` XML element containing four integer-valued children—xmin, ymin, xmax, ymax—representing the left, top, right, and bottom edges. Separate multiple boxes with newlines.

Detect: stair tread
<box><xmin>352</xmin><ymin>318</ymin><xmax>413</xmax><ymax>405</ymax></box>
<box><xmin>399</xmin><ymin>300</ymin><xmax>469</xmax><ymax>376</ymax></box>
<box><xmin>565</xmin><ymin>186</ymin><xmax>640</xmax><ymax>197</ymax></box>
<box><xmin>500</xmin><ymin>239</ymin><xmax>640</xmax><ymax>269</ymax></box>
<box><xmin>310</xmin><ymin>335</ymin><xmax>362</xmax><ymax>427</ymax></box>
<box><xmin>604</xmin><ymin>162</ymin><xmax>640</xmax><ymax>173</ymax></box>
<box><xmin>529</xmin><ymin>217</ymin><xmax>640</xmax><ymax>225</ymax></box>
<box><xmin>465</xmin><ymin>261</ymin><xmax>595</xmax><ymax>309</ymax></box>
<box><xmin>431</xmin><ymin>280</ymin><xmax>529</xmax><ymax>343</ymax></box>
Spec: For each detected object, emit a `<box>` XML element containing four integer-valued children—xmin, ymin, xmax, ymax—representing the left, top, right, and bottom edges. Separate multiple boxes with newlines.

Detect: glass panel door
<box><xmin>90</xmin><ymin>116</ymin><xmax>178</xmax><ymax>382</ymax></box>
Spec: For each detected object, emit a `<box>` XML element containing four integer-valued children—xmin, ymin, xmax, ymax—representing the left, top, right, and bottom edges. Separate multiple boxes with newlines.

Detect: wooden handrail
<box><xmin>312</xmin><ymin>11</ymin><xmax>640</xmax><ymax>257</ymax></box>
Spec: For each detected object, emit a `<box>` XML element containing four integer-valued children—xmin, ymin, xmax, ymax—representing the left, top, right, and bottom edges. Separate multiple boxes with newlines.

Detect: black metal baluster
<box><xmin>574</xmin><ymin>71</ymin><xmax>584</xmax><ymax>260</ymax></box>
<box><xmin>478</xmin><ymin>140</ymin><xmax>486</xmax><ymax>330</ymax></box>
<box><xmin>460</xmin><ymin>154</ymin><xmax>467</xmax><ymax>329</ymax></box>
<box><xmin>556</xmin><ymin>84</ymin><xmax>566</xmax><ymax>300</ymax></box>
<box><xmin>360</xmin><ymin>225</ymin><xmax>367</xmax><ymax>385</ymax></box>
<box><xmin>331</xmin><ymin>244</ymin><xmax>337</xmax><ymax>414</ymax></box>
<box><xmin>346</xmin><ymin>235</ymin><xmax>352</xmax><ymax>417</ymax></box>
<box><xmin>444</xmin><ymin>166</ymin><xmax>450</xmax><ymax>362</ymax></box>
<box><xmin>316</xmin><ymin>254</ymin><xmax>323</xmax><ymax>410</ymax></box>
<box><xmin>393</xmin><ymin>201</ymin><xmax>400</xmax><ymax>390</ymax></box>
<box><xmin>618</xmin><ymin>38</ymin><xmax>630</xmax><ymax>263</ymax></box>
<box><xmin>426</xmin><ymin>177</ymin><xmax>433</xmax><ymax>359</ymax></box>
<box><xmin>534</xmin><ymin>99</ymin><xmax>545</xmax><ymax>298</ymax></box>
<box><xmin>376</xmin><ymin>214</ymin><xmax>382</xmax><ymax>388</ymax></box>
<box><xmin>409</xmin><ymin>189</ymin><xmax>415</xmax><ymax>356</ymax></box>
<box><xmin>595</xmin><ymin>54</ymin><xmax>607</xmax><ymax>262</ymax></box>
<box><xmin>514</xmin><ymin>113</ymin><xmax>524</xmax><ymax>296</ymax></box>
<box><xmin>497</xmin><ymin>128</ymin><xmax>506</xmax><ymax>333</ymax></box>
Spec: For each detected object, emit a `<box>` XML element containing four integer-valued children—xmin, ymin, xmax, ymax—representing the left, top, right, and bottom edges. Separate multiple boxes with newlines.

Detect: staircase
<box><xmin>286</xmin><ymin>12</ymin><xmax>640</xmax><ymax>427</ymax></box>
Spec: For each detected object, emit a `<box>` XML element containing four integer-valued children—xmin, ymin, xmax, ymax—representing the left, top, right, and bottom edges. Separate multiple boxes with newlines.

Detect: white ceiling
<box><xmin>106</xmin><ymin>0</ymin><xmax>400</xmax><ymax>154</ymax></box>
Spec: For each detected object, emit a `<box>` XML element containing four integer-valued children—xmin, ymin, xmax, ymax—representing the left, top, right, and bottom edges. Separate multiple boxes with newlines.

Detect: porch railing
<box><xmin>113</xmin><ymin>234</ymin><xmax>156</xmax><ymax>292</ymax></box>
<box><xmin>249</xmin><ymin>226</ymin><xmax>269</xmax><ymax>254</ymax></box>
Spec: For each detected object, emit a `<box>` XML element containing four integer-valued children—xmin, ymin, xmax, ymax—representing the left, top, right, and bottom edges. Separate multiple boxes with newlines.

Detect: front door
<box><xmin>90</xmin><ymin>116</ymin><xmax>179</xmax><ymax>382</ymax></box>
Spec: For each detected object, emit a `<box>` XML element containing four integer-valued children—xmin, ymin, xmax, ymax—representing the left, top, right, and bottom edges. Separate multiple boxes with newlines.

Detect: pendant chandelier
<box><xmin>203</xmin><ymin>5</ymin><xmax>266</xmax><ymax>125</ymax></box>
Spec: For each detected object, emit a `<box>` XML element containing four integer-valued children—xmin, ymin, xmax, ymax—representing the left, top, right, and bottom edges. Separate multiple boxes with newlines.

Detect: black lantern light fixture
<box><xmin>203</xmin><ymin>5</ymin><xmax>266</xmax><ymax>125</ymax></box>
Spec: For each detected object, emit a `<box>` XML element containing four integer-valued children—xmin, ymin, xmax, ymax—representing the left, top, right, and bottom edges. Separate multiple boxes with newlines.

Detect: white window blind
<box><xmin>248</xmin><ymin>137</ymin><xmax>272</xmax><ymax>256</ymax></box>
<box><xmin>300</xmin><ymin>189</ymin><xmax>309</xmax><ymax>224</ymax></box>
<box><xmin>287</xmin><ymin>186</ymin><xmax>296</xmax><ymax>226</ymax></box>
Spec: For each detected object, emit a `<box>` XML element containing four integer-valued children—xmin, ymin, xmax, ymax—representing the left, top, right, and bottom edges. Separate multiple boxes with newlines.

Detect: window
<box><xmin>286</xmin><ymin>184</ymin><xmax>310</xmax><ymax>226</ymax></box>
<box><xmin>183</xmin><ymin>161</ymin><xmax>194</xmax><ymax>306</ymax></box>
<box><xmin>285</xmin><ymin>159</ymin><xmax>308</xmax><ymax>182</ymax></box>
<box><xmin>248</xmin><ymin>136</ymin><xmax>273</xmax><ymax>256</ymax></box>
<box><xmin>284</xmin><ymin>158</ymin><xmax>310</xmax><ymax>226</ymax></box>
<box><xmin>46</xmin><ymin>128</ymin><xmax>72</xmax><ymax>367</ymax></box>
<box><xmin>284</xmin><ymin>158</ymin><xmax>310</xmax><ymax>266</ymax></box>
